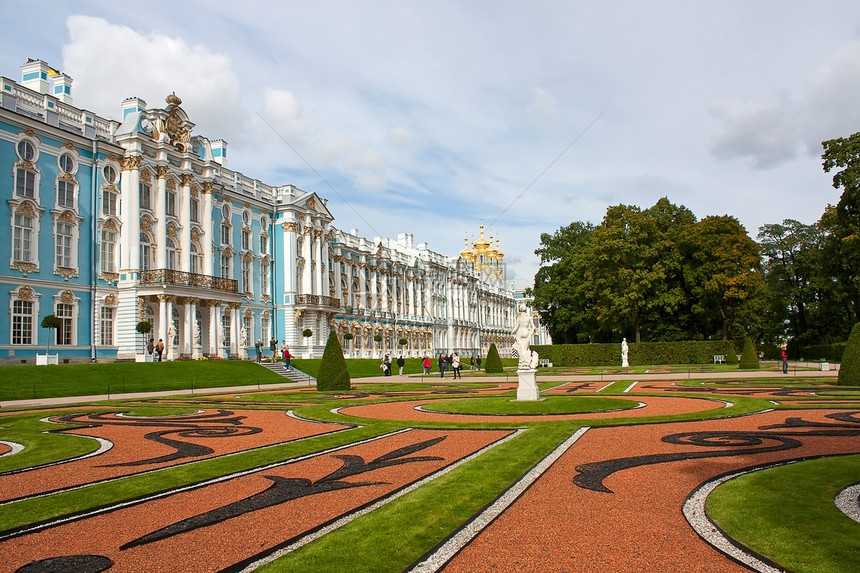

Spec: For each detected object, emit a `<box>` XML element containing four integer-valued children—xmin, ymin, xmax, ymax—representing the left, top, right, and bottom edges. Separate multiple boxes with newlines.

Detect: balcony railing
<box><xmin>140</xmin><ymin>269</ymin><xmax>239</xmax><ymax>293</ymax></box>
<box><xmin>296</xmin><ymin>294</ymin><xmax>341</xmax><ymax>308</ymax></box>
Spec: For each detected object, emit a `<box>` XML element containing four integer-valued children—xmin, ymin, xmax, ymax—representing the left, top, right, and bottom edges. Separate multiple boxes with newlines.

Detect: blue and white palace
<box><xmin>0</xmin><ymin>59</ymin><xmax>516</xmax><ymax>363</ymax></box>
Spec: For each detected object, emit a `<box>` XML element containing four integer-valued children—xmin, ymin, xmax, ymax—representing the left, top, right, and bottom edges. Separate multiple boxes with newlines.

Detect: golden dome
<box><xmin>460</xmin><ymin>233</ymin><xmax>477</xmax><ymax>262</ymax></box>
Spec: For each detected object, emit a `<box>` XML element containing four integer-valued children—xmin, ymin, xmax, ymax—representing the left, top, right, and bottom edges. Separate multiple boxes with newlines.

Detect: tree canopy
<box><xmin>532</xmin><ymin>198</ymin><xmax>766</xmax><ymax>343</ymax></box>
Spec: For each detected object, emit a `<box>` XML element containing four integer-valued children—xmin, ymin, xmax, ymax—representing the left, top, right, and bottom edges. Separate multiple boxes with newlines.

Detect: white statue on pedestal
<box><xmin>512</xmin><ymin>304</ymin><xmax>541</xmax><ymax>401</ymax></box>
<box><xmin>621</xmin><ymin>338</ymin><xmax>629</xmax><ymax>367</ymax></box>
<box><xmin>512</xmin><ymin>304</ymin><xmax>536</xmax><ymax>370</ymax></box>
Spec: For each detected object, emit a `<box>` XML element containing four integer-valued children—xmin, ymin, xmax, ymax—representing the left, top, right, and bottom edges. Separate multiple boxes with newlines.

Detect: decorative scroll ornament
<box><xmin>17</xmin><ymin>285</ymin><xmax>34</xmax><ymax>300</ymax></box>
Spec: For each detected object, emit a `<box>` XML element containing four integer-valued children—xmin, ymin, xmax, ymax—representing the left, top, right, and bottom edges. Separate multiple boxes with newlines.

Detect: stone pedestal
<box><xmin>516</xmin><ymin>368</ymin><xmax>540</xmax><ymax>401</ymax></box>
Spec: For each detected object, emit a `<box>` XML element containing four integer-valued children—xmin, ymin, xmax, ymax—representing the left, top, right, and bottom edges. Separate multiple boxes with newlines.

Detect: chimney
<box><xmin>21</xmin><ymin>59</ymin><xmax>51</xmax><ymax>95</ymax></box>
<box><xmin>211</xmin><ymin>139</ymin><xmax>228</xmax><ymax>167</ymax></box>
<box><xmin>121</xmin><ymin>97</ymin><xmax>147</xmax><ymax>120</ymax></box>
<box><xmin>52</xmin><ymin>73</ymin><xmax>73</xmax><ymax>105</ymax></box>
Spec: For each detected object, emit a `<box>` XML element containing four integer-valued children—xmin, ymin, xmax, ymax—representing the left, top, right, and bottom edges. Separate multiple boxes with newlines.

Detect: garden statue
<box><xmin>622</xmin><ymin>338</ymin><xmax>629</xmax><ymax>367</ymax></box>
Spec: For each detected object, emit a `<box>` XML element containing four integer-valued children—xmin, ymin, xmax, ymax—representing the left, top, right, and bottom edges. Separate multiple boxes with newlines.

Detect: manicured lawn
<box><xmin>707</xmin><ymin>454</ymin><xmax>860</xmax><ymax>573</ymax></box>
<box><xmin>0</xmin><ymin>361</ymin><xmax>288</xmax><ymax>401</ymax></box>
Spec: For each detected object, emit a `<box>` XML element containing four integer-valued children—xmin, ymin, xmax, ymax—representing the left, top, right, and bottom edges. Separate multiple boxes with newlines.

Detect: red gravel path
<box><xmin>440</xmin><ymin>409</ymin><xmax>860</xmax><ymax>572</ymax></box>
<box><xmin>4</xmin><ymin>428</ymin><xmax>513</xmax><ymax>572</ymax></box>
<box><xmin>0</xmin><ymin>409</ymin><xmax>350</xmax><ymax>503</ymax></box>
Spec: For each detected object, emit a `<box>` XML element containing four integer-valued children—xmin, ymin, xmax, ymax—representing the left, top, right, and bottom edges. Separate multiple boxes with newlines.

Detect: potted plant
<box><xmin>342</xmin><ymin>331</ymin><xmax>354</xmax><ymax>358</ymax></box>
<box><xmin>302</xmin><ymin>328</ymin><xmax>314</xmax><ymax>358</ymax></box>
<box><xmin>136</xmin><ymin>321</ymin><xmax>153</xmax><ymax>362</ymax></box>
<box><xmin>38</xmin><ymin>314</ymin><xmax>61</xmax><ymax>365</ymax></box>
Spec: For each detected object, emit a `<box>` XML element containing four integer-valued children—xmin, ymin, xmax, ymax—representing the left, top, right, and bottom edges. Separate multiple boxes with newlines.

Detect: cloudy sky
<box><xmin>4</xmin><ymin>1</ymin><xmax>860</xmax><ymax>281</ymax></box>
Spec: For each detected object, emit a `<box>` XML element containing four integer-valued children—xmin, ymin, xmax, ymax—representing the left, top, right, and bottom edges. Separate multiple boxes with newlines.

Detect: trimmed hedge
<box><xmin>738</xmin><ymin>335</ymin><xmax>760</xmax><ymax>370</ymax></box>
<box><xmin>484</xmin><ymin>343</ymin><xmax>504</xmax><ymax>373</ymax></box>
<box><xmin>532</xmin><ymin>340</ymin><xmax>740</xmax><ymax>367</ymax></box>
<box><xmin>800</xmin><ymin>343</ymin><xmax>847</xmax><ymax>362</ymax></box>
<box><xmin>838</xmin><ymin>323</ymin><xmax>860</xmax><ymax>386</ymax></box>
<box><xmin>317</xmin><ymin>331</ymin><xmax>351</xmax><ymax>391</ymax></box>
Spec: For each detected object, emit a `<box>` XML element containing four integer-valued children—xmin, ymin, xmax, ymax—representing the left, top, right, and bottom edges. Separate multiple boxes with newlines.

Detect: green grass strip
<box><xmin>257</xmin><ymin>422</ymin><xmax>579</xmax><ymax>572</ymax></box>
<box><xmin>424</xmin><ymin>396</ymin><xmax>639</xmax><ymax>415</ymax></box>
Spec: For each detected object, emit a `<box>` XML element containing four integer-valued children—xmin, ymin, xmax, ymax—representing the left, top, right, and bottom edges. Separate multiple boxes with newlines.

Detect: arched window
<box><xmin>15</xmin><ymin>139</ymin><xmax>38</xmax><ymax>200</ymax></box>
<box><xmin>101</xmin><ymin>228</ymin><xmax>117</xmax><ymax>274</ymax></box>
<box><xmin>190</xmin><ymin>242</ymin><xmax>201</xmax><ymax>274</ymax></box>
<box><xmin>13</xmin><ymin>213</ymin><xmax>35</xmax><ymax>263</ymax></box>
<box><xmin>55</xmin><ymin>221</ymin><xmax>74</xmax><ymax>268</ymax></box>
<box><xmin>166</xmin><ymin>237</ymin><xmax>177</xmax><ymax>270</ymax></box>
<box><xmin>140</xmin><ymin>233</ymin><xmax>152</xmax><ymax>271</ymax></box>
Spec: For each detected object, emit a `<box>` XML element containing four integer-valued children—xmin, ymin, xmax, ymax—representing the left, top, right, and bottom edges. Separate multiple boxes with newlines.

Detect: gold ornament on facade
<box><xmin>180</xmin><ymin>173</ymin><xmax>194</xmax><ymax>187</ymax></box>
<box><xmin>16</xmin><ymin>201</ymin><xmax>37</xmax><ymax>217</ymax></box>
<box><xmin>167</xmin><ymin>223</ymin><xmax>178</xmax><ymax>238</ymax></box>
<box><xmin>60</xmin><ymin>290</ymin><xmax>75</xmax><ymax>304</ymax></box>
<box><xmin>11</xmin><ymin>261</ymin><xmax>37</xmax><ymax>275</ymax></box>
<box><xmin>191</xmin><ymin>227</ymin><xmax>200</xmax><ymax>241</ymax></box>
<box><xmin>156</xmin><ymin>165</ymin><xmax>170</xmax><ymax>178</ymax></box>
<box><xmin>22</xmin><ymin>128</ymin><xmax>36</xmax><ymax>138</ymax></box>
<box><xmin>282</xmin><ymin>222</ymin><xmax>297</xmax><ymax>232</ymax></box>
<box><xmin>104</xmin><ymin>293</ymin><xmax>117</xmax><ymax>306</ymax></box>
<box><xmin>56</xmin><ymin>267</ymin><xmax>78</xmax><ymax>280</ymax></box>
<box><xmin>190</xmin><ymin>187</ymin><xmax>199</xmax><ymax>198</ymax></box>
<box><xmin>17</xmin><ymin>285</ymin><xmax>34</xmax><ymax>300</ymax></box>
<box><xmin>166</xmin><ymin>178</ymin><xmax>177</xmax><ymax>191</ymax></box>
<box><xmin>202</xmin><ymin>181</ymin><xmax>215</xmax><ymax>194</ymax></box>
<box><xmin>306</xmin><ymin>196</ymin><xmax>316</xmax><ymax>210</ymax></box>
<box><xmin>140</xmin><ymin>217</ymin><xmax>152</xmax><ymax>231</ymax></box>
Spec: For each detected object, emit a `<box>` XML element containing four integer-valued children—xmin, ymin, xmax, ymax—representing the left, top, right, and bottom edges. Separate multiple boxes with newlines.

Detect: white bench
<box><xmin>713</xmin><ymin>354</ymin><xmax>726</xmax><ymax>364</ymax></box>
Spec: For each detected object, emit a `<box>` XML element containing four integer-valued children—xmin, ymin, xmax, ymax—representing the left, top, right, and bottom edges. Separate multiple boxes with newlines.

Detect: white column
<box><xmin>302</xmin><ymin>228</ymin><xmax>313</xmax><ymax>294</ymax></box>
<box><xmin>230</xmin><ymin>303</ymin><xmax>242</xmax><ymax>358</ymax></box>
<box><xmin>157</xmin><ymin>294</ymin><xmax>173</xmax><ymax>351</ymax></box>
<box><xmin>202</xmin><ymin>183</ymin><xmax>214</xmax><ymax>276</ymax></box>
<box><xmin>314</xmin><ymin>228</ymin><xmax>324</xmax><ymax>296</ymax></box>
<box><xmin>119</xmin><ymin>156</ymin><xmax>142</xmax><ymax>271</ymax></box>
<box><xmin>210</xmin><ymin>301</ymin><xmax>222</xmax><ymax>357</ymax></box>
<box><xmin>179</xmin><ymin>174</ymin><xmax>193</xmax><ymax>272</ymax></box>
<box><xmin>181</xmin><ymin>298</ymin><xmax>195</xmax><ymax>357</ymax></box>
<box><xmin>155</xmin><ymin>167</ymin><xmax>169</xmax><ymax>269</ymax></box>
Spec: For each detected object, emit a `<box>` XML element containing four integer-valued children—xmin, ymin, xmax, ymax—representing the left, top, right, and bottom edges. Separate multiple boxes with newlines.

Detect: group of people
<box><xmin>146</xmin><ymin>337</ymin><xmax>166</xmax><ymax>361</ymax></box>
<box><xmin>254</xmin><ymin>337</ymin><xmax>291</xmax><ymax>369</ymax></box>
<box><xmin>380</xmin><ymin>352</ymin><xmax>483</xmax><ymax>378</ymax></box>
<box><xmin>379</xmin><ymin>354</ymin><xmax>407</xmax><ymax>376</ymax></box>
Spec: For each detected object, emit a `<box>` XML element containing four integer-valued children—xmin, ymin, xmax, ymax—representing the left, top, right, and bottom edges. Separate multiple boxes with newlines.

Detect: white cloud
<box><xmin>61</xmin><ymin>15</ymin><xmax>248</xmax><ymax>145</ymax></box>
<box><xmin>708</xmin><ymin>98</ymin><xmax>800</xmax><ymax>169</ymax></box>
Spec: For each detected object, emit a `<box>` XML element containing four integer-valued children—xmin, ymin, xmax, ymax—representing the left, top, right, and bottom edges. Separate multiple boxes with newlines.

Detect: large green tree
<box><xmin>531</xmin><ymin>221</ymin><xmax>596</xmax><ymax>343</ymax></box>
<box><xmin>681</xmin><ymin>215</ymin><xmax>767</xmax><ymax>340</ymax></box>
<box><xmin>822</xmin><ymin>133</ymin><xmax>860</xmax><ymax>324</ymax></box>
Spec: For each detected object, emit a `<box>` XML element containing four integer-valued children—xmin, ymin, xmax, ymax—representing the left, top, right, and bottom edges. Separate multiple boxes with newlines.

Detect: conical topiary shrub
<box><xmin>738</xmin><ymin>335</ymin><xmax>760</xmax><ymax>370</ymax></box>
<box><xmin>317</xmin><ymin>331</ymin><xmax>351</xmax><ymax>391</ymax></box>
<box><xmin>484</xmin><ymin>342</ymin><xmax>504</xmax><ymax>373</ymax></box>
<box><xmin>838</xmin><ymin>322</ymin><xmax>860</xmax><ymax>386</ymax></box>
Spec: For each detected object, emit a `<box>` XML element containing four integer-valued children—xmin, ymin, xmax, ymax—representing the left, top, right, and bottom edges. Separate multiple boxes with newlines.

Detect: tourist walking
<box><xmin>438</xmin><ymin>352</ymin><xmax>447</xmax><ymax>378</ymax></box>
<box><xmin>270</xmin><ymin>336</ymin><xmax>278</xmax><ymax>360</ymax></box>
<box><xmin>384</xmin><ymin>354</ymin><xmax>392</xmax><ymax>376</ymax></box>
<box><xmin>451</xmin><ymin>352</ymin><xmax>461</xmax><ymax>379</ymax></box>
<box><xmin>422</xmin><ymin>355</ymin><xmax>431</xmax><ymax>375</ymax></box>
<box><xmin>147</xmin><ymin>337</ymin><xmax>155</xmax><ymax>356</ymax></box>
<box><xmin>254</xmin><ymin>339</ymin><xmax>262</xmax><ymax>363</ymax></box>
<box><xmin>397</xmin><ymin>355</ymin><xmax>405</xmax><ymax>375</ymax></box>
<box><xmin>781</xmin><ymin>347</ymin><xmax>788</xmax><ymax>374</ymax></box>
<box><xmin>155</xmin><ymin>339</ymin><xmax>165</xmax><ymax>362</ymax></box>
<box><xmin>476</xmin><ymin>356</ymin><xmax>482</xmax><ymax>370</ymax></box>
<box><xmin>283</xmin><ymin>345</ymin><xmax>291</xmax><ymax>370</ymax></box>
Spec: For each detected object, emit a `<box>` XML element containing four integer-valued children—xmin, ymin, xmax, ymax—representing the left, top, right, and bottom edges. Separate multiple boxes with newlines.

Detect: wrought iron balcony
<box><xmin>296</xmin><ymin>294</ymin><xmax>341</xmax><ymax>308</ymax></box>
<box><xmin>140</xmin><ymin>269</ymin><xmax>239</xmax><ymax>293</ymax></box>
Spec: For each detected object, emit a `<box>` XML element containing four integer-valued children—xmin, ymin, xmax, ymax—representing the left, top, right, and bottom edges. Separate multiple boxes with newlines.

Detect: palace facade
<box><xmin>0</xmin><ymin>59</ymin><xmax>515</xmax><ymax>364</ymax></box>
